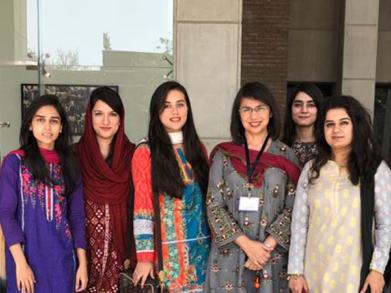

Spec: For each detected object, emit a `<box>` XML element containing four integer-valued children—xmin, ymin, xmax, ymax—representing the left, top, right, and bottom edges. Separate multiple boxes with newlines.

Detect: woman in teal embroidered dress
<box><xmin>132</xmin><ymin>81</ymin><xmax>210</xmax><ymax>291</ymax></box>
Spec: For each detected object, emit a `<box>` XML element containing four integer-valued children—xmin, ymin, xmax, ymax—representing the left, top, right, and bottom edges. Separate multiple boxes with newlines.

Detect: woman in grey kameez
<box><xmin>205</xmin><ymin>82</ymin><xmax>300</xmax><ymax>293</ymax></box>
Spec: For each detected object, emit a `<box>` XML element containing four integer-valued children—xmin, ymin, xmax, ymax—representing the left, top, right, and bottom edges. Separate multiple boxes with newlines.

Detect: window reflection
<box><xmin>27</xmin><ymin>0</ymin><xmax>173</xmax><ymax>73</ymax></box>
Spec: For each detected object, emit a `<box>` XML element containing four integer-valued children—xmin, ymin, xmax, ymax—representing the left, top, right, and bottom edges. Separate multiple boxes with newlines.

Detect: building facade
<box><xmin>0</xmin><ymin>0</ymin><xmax>390</xmax><ymax>159</ymax></box>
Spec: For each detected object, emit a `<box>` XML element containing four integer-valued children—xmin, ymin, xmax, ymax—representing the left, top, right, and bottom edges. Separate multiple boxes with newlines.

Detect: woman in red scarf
<box><xmin>206</xmin><ymin>82</ymin><xmax>300</xmax><ymax>292</ymax></box>
<box><xmin>75</xmin><ymin>87</ymin><xmax>135</xmax><ymax>292</ymax></box>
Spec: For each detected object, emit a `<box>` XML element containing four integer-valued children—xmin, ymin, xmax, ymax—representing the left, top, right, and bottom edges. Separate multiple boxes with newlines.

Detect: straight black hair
<box><xmin>148</xmin><ymin>81</ymin><xmax>209</xmax><ymax>198</ymax></box>
<box><xmin>230</xmin><ymin>81</ymin><xmax>280</xmax><ymax>143</ymax></box>
<box><xmin>20</xmin><ymin>95</ymin><xmax>78</xmax><ymax>196</ymax></box>
<box><xmin>282</xmin><ymin>83</ymin><xmax>324</xmax><ymax>146</ymax></box>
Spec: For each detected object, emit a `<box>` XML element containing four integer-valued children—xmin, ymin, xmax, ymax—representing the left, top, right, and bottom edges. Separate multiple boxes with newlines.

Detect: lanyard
<box><xmin>244</xmin><ymin>134</ymin><xmax>270</xmax><ymax>186</ymax></box>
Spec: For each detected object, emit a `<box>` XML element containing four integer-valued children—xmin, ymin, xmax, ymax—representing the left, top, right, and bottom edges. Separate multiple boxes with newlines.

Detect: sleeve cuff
<box><xmin>74</xmin><ymin>239</ymin><xmax>87</xmax><ymax>250</ymax></box>
<box><xmin>266</xmin><ymin>228</ymin><xmax>289</xmax><ymax>251</ymax></box>
<box><xmin>137</xmin><ymin>252</ymin><xmax>154</xmax><ymax>263</ymax></box>
<box><xmin>214</xmin><ymin>231</ymin><xmax>244</xmax><ymax>249</ymax></box>
<box><xmin>6</xmin><ymin>235</ymin><xmax>25</xmax><ymax>248</ymax></box>
<box><xmin>370</xmin><ymin>262</ymin><xmax>386</xmax><ymax>274</ymax></box>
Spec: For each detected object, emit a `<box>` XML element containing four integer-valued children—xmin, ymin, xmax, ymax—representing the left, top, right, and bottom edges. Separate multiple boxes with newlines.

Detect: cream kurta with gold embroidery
<box><xmin>305</xmin><ymin>161</ymin><xmax>361</xmax><ymax>292</ymax></box>
<box><xmin>289</xmin><ymin>160</ymin><xmax>391</xmax><ymax>293</ymax></box>
<box><xmin>290</xmin><ymin>161</ymin><xmax>362</xmax><ymax>293</ymax></box>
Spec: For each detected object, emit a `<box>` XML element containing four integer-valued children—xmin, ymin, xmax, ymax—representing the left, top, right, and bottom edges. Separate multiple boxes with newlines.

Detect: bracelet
<box><xmin>287</xmin><ymin>274</ymin><xmax>303</xmax><ymax>281</ymax></box>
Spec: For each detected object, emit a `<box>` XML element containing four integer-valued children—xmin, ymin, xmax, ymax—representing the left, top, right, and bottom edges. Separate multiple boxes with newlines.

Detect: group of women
<box><xmin>0</xmin><ymin>79</ymin><xmax>390</xmax><ymax>293</ymax></box>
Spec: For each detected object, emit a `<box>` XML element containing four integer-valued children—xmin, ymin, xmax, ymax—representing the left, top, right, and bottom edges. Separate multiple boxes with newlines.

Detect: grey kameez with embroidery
<box><xmin>205</xmin><ymin>140</ymin><xmax>299</xmax><ymax>293</ymax></box>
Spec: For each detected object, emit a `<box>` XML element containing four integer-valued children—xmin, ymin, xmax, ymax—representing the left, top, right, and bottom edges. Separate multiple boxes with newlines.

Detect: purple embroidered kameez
<box><xmin>0</xmin><ymin>154</ymin><xmax>86</xmax><ymax>293</ymax></box>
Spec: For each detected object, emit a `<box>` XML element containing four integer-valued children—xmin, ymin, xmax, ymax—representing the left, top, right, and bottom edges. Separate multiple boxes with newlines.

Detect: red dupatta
<box><xmin>74</xmin><ymin>102</ymin><xmax>135</xmax><ymax>262</ymax></box>
<box><xmin>210</xmin><ymin>141</ymin><xmax>300</xmax><ymax>187</ymax></box>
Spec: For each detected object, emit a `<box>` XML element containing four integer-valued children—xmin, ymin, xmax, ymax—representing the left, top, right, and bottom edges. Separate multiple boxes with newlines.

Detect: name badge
<box><xmin>239</xmin><ymin>197</ymin><xmax>259</xmax><ymax>212</ymax></box>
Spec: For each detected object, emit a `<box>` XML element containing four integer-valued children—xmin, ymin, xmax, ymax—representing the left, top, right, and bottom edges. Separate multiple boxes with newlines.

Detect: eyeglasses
<box><xmin>238</xmin><ymin>105</ymin><xmax>269</xmax><ymax>115</ymax></box>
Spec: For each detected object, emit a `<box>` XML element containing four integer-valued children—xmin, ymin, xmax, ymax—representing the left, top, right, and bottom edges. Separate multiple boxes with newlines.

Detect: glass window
<box><xmin>24</xmin><ymin>0</ymin><xmax>174</xmax><ymax>142</ymax></box>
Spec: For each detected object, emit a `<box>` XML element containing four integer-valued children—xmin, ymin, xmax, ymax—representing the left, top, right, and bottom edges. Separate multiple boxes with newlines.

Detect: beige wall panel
<box><xmin>14</xmin><ymin>0</ymin><xmax>27</xmax><ymax>62</ymax></box>
<box><xmin>376</xmin><ymin>32</ymin><xmax>391</xmax><ymax>82</ymax></box>
<box><xmin>176</xmin><ymin>23</ymin><xmax>240</xmax><ymax>142</ymax></box>
<box><xmin>343</xmin><ymin>25</ymin><xmax>378</xmax><ymax>79</ymax></box>
<box><xmin>342</xmin><ymin>79</ymin><xmax>375</xmax><ymax>114</ymax></box>
<box><xmin>0</xmin><ymin>1</ymin><xmax>15</xmax><ymax>62</ymax></box>
<box><xmin>287</xmin><ymin>30</ymin><xmax>338</xmax><ymax>82</ymax></box>
<box><xmin>345</xmin><ymin>0</ymin><xmax>379</xmax><ymax>25</ymax></box>
<box><xmin>177</xmin><ymin>0</ymin><xmax>240</xmax><ymax>22</ymax></box>
<box><xmin>289</xmin><ymin>0</ymin><xmax>338</xmax><ymax>29</ymax></box>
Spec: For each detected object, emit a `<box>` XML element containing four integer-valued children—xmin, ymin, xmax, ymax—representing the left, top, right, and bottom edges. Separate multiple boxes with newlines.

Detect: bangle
<box><xmin>287</xmin><ymin>274</ymin><xmax>303</xmax><ymax>281</ymax></box>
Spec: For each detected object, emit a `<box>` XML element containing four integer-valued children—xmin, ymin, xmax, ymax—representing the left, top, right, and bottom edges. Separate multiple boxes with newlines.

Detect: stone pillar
<box><xmin>174</xmin><ymin>0</ymin><xmax>242</xmax><ymax>149</ymax></box>
<box><xmin>340</xmin><ymin>0</ymin><xmax>379</xmax><ymax>114</ymax></box>
<box><xmin>0</xmin><ymin>0</ymin><xmax>27</xmax><ymax>64</ymax></box>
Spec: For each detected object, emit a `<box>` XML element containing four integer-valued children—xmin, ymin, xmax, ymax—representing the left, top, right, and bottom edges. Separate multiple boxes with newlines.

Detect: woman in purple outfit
<box><xmin>0</xmin><ymin>95</ymin><xmax>88</xmax><ymax>293</ymax></box>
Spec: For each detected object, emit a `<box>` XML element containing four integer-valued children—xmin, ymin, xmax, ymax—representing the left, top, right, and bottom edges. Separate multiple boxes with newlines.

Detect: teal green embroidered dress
<box><xmin>132</xmin><ymin>145</ymin><xmax>210</xmax><ymax>291</ymax></box>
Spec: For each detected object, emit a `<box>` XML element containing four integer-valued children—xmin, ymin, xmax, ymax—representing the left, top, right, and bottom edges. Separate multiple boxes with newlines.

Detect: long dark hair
<box><xmin>230</xmin><ymin>81</ymin><xmax>280</xmax><ymax>143</ymax></box>
<box><xmin>282</xmin><ymin>83</ymin><xmax>324</xmax><ymax>146</ymax></box>
<box><xmin>20</xmin><ymin>95</ymin><xmax>78</xmax><ymax>195</ymax></box>
<box><xmin>148</xmin><ymin>81</ymin><xmax>209</xmax><ymax>198</ymax></box>
<box><xmin>309</xmin><ymin>95</ymin><xmax>382</xmax><ymax>185</ymax></box>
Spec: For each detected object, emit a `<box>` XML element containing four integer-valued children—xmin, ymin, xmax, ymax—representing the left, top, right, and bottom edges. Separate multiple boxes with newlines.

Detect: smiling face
<box><xmin>239</xmin><ymin>97</ymin><xmax>271</xmax><ymax>137</ymax></box>
<box><xmin>291</xmin><ymin>91</ymin><xmax>317</xmax><ymax>127</ymax></box>
<box><xmin>91</xmin><ymin>99</ymin><xmax>120</xmax><ymax>142</ymax></box>
<box><xmin>159</xmin><ymin>89</ymin><xmax>188</xmax><ymax>133</ymax></box>
<box><xmin>324</xmin><ymin>108</ymin><xmax>353</xmax><ymax>152</ymax></box>
<box><xmin>30</xmin><ymin>105</ymin><xmax>62</xmax><ymax>150</ymax></box>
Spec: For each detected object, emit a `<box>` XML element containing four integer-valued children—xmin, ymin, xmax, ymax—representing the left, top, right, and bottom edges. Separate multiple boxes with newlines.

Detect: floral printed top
<box><xmin>291</xmin><ymin>141</ymin><xmax>318</xmax><ymax>167</ymax></box>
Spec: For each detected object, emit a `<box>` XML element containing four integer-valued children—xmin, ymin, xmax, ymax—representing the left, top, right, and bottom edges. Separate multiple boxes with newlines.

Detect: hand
<box><xmin>244</xmin><ymin>259</ymin><xmax>262</xmax><ymax>271</ymax></box>
<box><xmin>123</xmin><ymin>259</ymin><xmax>131</xmax><ymax>270</ymax></box>
<box><xmin>288</xmin><ymin>276</ymin><xmax>308</xmax><ymax>293</ymax></box>
<box><xmin>263</xmin><ymin>235</ymin><xmax>278</xmax><ymax>251</ymax></box>
<box><xmin>360</xmin><ymin>270</ymin><xmax>385</xmax><ymax>293</ymax></box>
<box><xmin>132</xmin><ymin>262</ymin><xmax>154</xmax><ymax>288</ymax></box>
<box><xmin>15</xmin><ymin>262</ymin><xmax>36</xmax><ymax>293</ymax></box>
<box><xmin>236</xmin><ymin>236</ymin><xmax>272</xmax><ymax>267</ymax></box>
<box><xmin>75</xmin><ymin>263</ymin><xmax>88</xmax><ymax>292</ymax></box>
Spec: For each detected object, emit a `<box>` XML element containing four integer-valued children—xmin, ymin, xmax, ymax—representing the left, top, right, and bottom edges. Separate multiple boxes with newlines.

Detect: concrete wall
<box><xmin>0</xmin><ymin>0</ymin><xmax>27</xmax><ymax>63</ymax></box>
<box><xmin>341</xmin><ymin>0</ymin><xmax>379</xmax><ymax>114</ymax></box>
<box><xmin>287</xmin><ymin>0</ymin><xmax>340</xmax><ymax>82</ymax></box>
<box><xmin>174</xmin><ymin>0</ymin><xmax>242</xmax><ymax>149</ymax></box>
